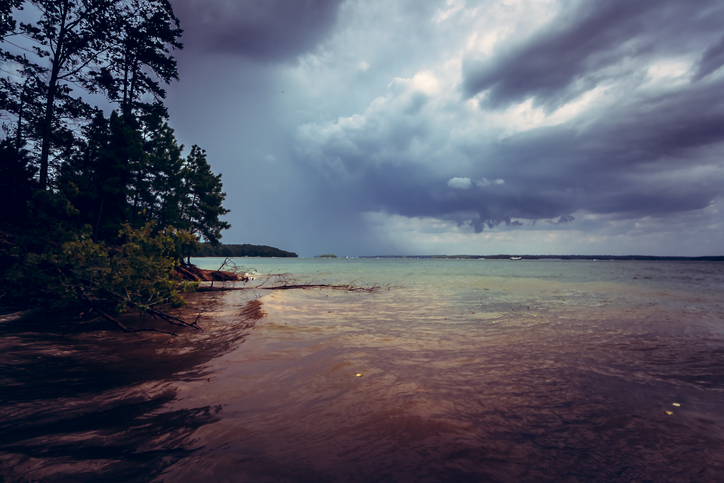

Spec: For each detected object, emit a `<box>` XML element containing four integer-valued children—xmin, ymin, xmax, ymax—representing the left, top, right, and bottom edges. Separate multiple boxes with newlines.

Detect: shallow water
<box><xmin>2</xmin><ymin>259</ymin><xmax>724</xmax><ymax>481</ymax></box>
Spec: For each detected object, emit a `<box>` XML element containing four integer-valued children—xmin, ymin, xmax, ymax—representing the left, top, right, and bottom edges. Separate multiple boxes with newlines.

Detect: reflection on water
<box><xmin>0</xmin><ymin>292</ymin><xmax>257</xmax><ymax>482</ymax></box>
<box><xmin>2</xmin><ymin>260</ymin><xmax>724</xmax><ymax>482</ymax></box>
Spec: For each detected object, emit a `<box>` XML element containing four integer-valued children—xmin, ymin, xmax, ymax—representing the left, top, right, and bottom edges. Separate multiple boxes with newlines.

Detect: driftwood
<box><xmin>196</xmin><ymin>283</ymin><xmax>384</xmax><ymax>293</ymax></box>
<box><xmin>175</xmin><ymin>265</ymin><xmax>247</xmax><ymax>282</ymax></box>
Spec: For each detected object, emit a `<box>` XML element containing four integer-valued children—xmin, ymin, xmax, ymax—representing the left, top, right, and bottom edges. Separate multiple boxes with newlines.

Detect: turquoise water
<box><xmin>2</xmin><ymin>259</ymin><xmax>724</xmax><ymax>481</ymax></box>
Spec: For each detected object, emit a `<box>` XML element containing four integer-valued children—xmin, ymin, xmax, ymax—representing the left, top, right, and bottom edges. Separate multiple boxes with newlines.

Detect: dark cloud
<box><xmin>164</xmin><ymin>0</ymin><xmax>724</xmax><ymax>255</ymax></box>
<box><xmin>299</xmin><ymin>65</ymin><xmax>724</xmax><ymax>234</ymax></box>
<box><xmin>462</xmin><ymin>0</ymin><xmax>724</xmax><ymax>109</ymax></box>
<box><xmin>171</xmin><ymin>0</ymin><xmax>343</xmax><ymax>61</ymax></box>
<box><xmin>474</xmin><ymin>78</ymin><xmax>724</xmax><ymax>223</ymax></box>
<box><xmin>695</xmin><ymin>34</ymin><xmax>724</xmax><ymax>80</ymax></box>
<box><xmin>548</xmin><ymin>215</ymin><xmax>575</xmax><ymax>224</ymax></box>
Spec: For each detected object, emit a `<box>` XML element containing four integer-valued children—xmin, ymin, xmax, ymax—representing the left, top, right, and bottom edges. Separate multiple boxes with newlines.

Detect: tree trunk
<box><xmin>14</xmin><ymin>81</ymin><xmax>25</xmax><ymax>155</ymax></box>
<box><xmin>94</xmin><ymin>191</ymin><xmax>106</xmax><ymax>241</ymax></box>
<box><xmin>39</xmin><ymin>63</ymin><xmax>61</xmax><ymax>191</ymax></box>
<box><xmin>38</xmin><ymin>2</ymin><xmax>69</xmax><ymax>191</ymax></box>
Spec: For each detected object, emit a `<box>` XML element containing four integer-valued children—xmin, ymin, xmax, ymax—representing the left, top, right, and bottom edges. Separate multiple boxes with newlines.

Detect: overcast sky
<box><xmin>165</xmin><ymin>0</ymin><xmax>724</xmax><ymax>257</ymax></box>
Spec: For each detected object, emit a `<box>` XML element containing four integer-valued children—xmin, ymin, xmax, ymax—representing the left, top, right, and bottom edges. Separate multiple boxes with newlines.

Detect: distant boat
<box><xmin>510</xmin><ymin>256</ymin><xmax>522</xmax><ymax>260</ymax></box>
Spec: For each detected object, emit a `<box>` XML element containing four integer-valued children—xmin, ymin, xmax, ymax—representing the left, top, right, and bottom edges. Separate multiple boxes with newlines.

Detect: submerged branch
<box><xmin>74</xmin><ymin>279</ymin><xmax>202</xmax><ymax>334</ymax></box>
<box><xmin>144</xmin><ymin>305</ymin><xmax>201</xmax><ymax>331</ymax></box>
<box><xmin>197</xmin><ymin>282</ymin><xmax>384</xmax><ymax>293</ymax></box>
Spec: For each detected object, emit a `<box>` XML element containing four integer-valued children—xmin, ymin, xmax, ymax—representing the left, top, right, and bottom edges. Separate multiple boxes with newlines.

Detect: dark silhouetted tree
<box><xmin>0</xmin><ymin>0</ymin><xmax>233</xmax><ymax>322</ymax></box>
<box><xmin>19</xmin><ymin>0</ymin><xmax>120</xmax><ymax>190</ymax></box>
<box><xmin>58</xmin><ymin>110</ymin><xmax>144</xmax><ymax>240</ymax></box>
<box><xmin>0</xmin><ymin>138</ymin><xmax>37</xmax><ymax>227</ymax></box>
<box><xmin>182</xmin><ymin>145</ymin><xmax>230</xmax><ymax>245</ymax></box>
<box><xmin>0</xmin><ymin>0</ymin><xmax>23</xmax><ymax>39</ymax></box>
<box><xmin>137</xmin><ymin>112</ymin><xmax>185</xmax><ymax>229</ymax></box>
<box><xmin>93</xmin><ymin>0</ymin><xmax>182</xmax><ymax>120</ymax></box>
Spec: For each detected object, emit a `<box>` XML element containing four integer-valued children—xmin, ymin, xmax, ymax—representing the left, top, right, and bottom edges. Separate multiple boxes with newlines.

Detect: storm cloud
<box><xmin>462</xmin><ymin>0</ymin><xmax>724</xmax><ymax>109</ymax></box>
<box><xmin>171</xmin><ymin>0</ymin><xmax>343</xmax><ymax>61</ymax></box>
<box><xmin>164</xmin><ymin>0</ymin><xmax>724</xmax><ymax>256</ymax></box>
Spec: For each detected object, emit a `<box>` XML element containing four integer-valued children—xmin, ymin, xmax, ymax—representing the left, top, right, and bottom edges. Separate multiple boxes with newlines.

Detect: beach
<box><xmin>2</xmin><ymin>259</ymin><xmax>724</xmax><ymax>481</ymax></box>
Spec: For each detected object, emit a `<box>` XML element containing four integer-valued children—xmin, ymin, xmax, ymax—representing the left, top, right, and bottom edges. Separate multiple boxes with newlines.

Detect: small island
<box><xmin>318</xmin><ymin>254</ymin><xmax>339</xmax><ymax>258</ymax></box>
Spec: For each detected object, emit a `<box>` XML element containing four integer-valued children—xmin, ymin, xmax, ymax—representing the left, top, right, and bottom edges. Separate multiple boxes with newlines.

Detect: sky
<box><xmin>164</xmin><ymin>0</ymin><xmax>724</xmax><ymax>257</ymax></box>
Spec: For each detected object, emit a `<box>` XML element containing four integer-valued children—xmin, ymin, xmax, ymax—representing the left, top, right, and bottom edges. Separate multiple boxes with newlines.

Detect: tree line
<box><xmin>193</xmin><ymin>244</ymin><xmax>298</xmax><ymax>258</ymax></box>
<box><xmin>0</xmin><ymin>1</ymin><xmax>231</xmax><ymax>327</ymax></box>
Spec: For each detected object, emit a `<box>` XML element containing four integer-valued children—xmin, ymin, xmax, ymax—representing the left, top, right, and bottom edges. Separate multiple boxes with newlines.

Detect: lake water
<box><xmin>2</xmin><ymin>258</ymin><xmax>724</xmax><ymax>481</ymax></box>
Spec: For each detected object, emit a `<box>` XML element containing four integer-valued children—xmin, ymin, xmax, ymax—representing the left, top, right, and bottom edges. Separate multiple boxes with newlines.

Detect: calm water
<box><xmin>2</xmin><ymin>259</ymin><xmax>724</xmax><ymax>481</ymax></box>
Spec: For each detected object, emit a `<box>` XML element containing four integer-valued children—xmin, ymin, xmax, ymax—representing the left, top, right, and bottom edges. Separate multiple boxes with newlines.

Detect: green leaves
<box><xmin>4</xmin><ymin>221</ymin><xmax>196</xmax><ymax>315</ymax></box>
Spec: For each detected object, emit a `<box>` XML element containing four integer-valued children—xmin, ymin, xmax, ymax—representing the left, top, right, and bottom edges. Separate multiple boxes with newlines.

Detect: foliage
<box><xmin>0</xmin><ymin>0</ymin><xmax>233</xmax><ymax>326</ymax></box>
<box><xmin>3</xmin><ymin>222</ymin><xmax>197</xmax><ymax>315</ymax></box>
<box><xmin>1</xmin><ymin>0</ymin><xmax>183</xmax><ymax>190</ymax></box>
<box><xmin>181</xmin><ymin>145</ymin><xmax>230</xmax><ymax>244</ymax></box>
<box><xmin>93</xmin><ymin>0</ymin><xmax>182</xmax><ymax>119</ymax></box>
<box><xmin>15</xmin><ymin>0</ymin><xmax>118</xmax><ymax>189</ymax></box>
<box><xmin>0</xmin><ymin>139</ymin><xmax>37</xmax><ymax>226</ymax></box>
<box><xmin>0</xmin><ymin>0</ymin><xmax>23</xmax><ymax>39</ymax></box>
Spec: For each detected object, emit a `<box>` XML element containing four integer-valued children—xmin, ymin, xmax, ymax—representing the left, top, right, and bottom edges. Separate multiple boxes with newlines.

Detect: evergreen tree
<box><xmin>0</xmin><ymin>1</ymin><xmax>233</xmax><ymax>323</ymax></box>
<box><xmin>0</xmin><ymin>0</ymin><xmax>23</xmax><ymax>40</ymax></box>
<box><xmin>19</xmin><ymin>0</ymin><xmax>120</xmax><ymax>190</ymax></box>
<box><xmin>139</xmin><ymin>113</ymin><xmax>185</xmax><ymax>229</ymax></box>
<box><xmin>58</xmin><ymin>110</ymin><xmax>144</xmax><ymax>240</ymax></box>
<box><xmin>0</xmin><ymin>138</ymin><xmax>37</xmax><ymax>228</ymax></box>
<box><xmin>93</xmin><ymin>0</ymin><xmax>182</xmax><ymax>120</ymax></box>
<box><xmin>0</xmin><ymin>63</ymin><xmax>46</xmax><ymax>159</ymax></box>
<box><xmin>182</xmin><ymin>145</ymin><xmax>230</xmax><ymax>245</ymax></box>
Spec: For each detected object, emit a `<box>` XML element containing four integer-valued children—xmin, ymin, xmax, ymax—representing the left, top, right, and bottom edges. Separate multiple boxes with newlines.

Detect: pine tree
<box><xmin>139</xmin><ymin>113</ymin><xmax>185</xmax><ymax>229</ymax></box>
<box><xmin>19</xmin><ymin>0</ymin><xmax>120</xmax><ymax>189</ymax></box>
<box><xmin>0</xmin><ymin>0</ymin><xmax>23</xmax><ymax>39</ymax></box>
<box><xmin>93</xmin><ymin>0</ymin><xmax>182</xmax><ymax>120</ymax></box>
<box><xmin>181</xmin><ymin>145</ymin><xmax>231</xmax><ymax>245</ymax></box>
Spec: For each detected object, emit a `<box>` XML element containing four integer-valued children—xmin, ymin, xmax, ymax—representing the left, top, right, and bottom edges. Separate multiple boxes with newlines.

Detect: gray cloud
<box><xmin>298</xmin><ymin>57</ymin><xmax>724</xmax><ymax>235</ymax></box>
<box><xmin>171</xmin><ymin>0</ymin><xmax>343</xmax><ymax>61</ymax></box>
<box><xmin>462</xmin><ymin>0</ymin><xmax>724</xmax><ymax>109</ymax></box>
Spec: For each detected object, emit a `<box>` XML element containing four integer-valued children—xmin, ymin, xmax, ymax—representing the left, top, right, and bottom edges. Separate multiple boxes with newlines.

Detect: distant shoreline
<box><xmin>358</xmin><ymin>255</ymin><xmax>724</xmax><ymax>261</ymax></box>
<box><xmin>190</xmin><ymin>254</ymin><xmax>724</xmax><ymax>261</ymax></box>
<box><xmin>192</xmin><ymin>243</ymin><xmax>298</xmax><ymax>258</ymax></box>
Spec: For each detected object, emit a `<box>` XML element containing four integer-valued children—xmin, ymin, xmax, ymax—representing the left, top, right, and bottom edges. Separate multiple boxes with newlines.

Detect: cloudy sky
<box><xmin>165</xmin><ymin>0</ymin><xmax>724</xmax><ymax>257</ymax></box>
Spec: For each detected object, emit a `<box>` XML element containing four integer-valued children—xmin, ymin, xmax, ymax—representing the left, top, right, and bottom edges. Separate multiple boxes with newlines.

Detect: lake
<box><xmin>2</xmin><ymin>258</ymin><xmax>724</xmax><ymax>481</ymax></box>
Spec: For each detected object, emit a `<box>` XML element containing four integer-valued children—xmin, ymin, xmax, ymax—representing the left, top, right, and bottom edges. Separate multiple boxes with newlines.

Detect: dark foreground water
<box><xmin>2</xmin><ymin>259</ymin><xmax>724</xmax><ymax>481</ymax></box>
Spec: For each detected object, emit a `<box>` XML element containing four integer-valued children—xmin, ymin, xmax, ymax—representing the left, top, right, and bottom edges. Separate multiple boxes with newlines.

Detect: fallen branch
<box><xmin>74</xmin><ymin>281</ymin><xmax>202</xmax><ymax>334</ymax></box>
<box><xmin>98</xmin><ymin>310</ymin><xmax>134</xmax><ymax>333</ymax></box>
<box><xmin>144</xmin><ymin>305</ymin><xmax>201</xmax><ymax>331</ymax></box>
<box><xmin>196</xmin><ymin>283</ymin><xmax>382</xmax><ymax>293</ymax></box>
<box><xmin>175</xmin><ymin>262</ymin><xmax>248</xmax><ymax>283</ymax></box>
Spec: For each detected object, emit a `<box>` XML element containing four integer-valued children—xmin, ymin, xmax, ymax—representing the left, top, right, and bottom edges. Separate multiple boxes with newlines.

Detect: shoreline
<box><xmin>0</xmin><ymin>287</ymin><xmax>270</xmax><ymax>482</ymax></box>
